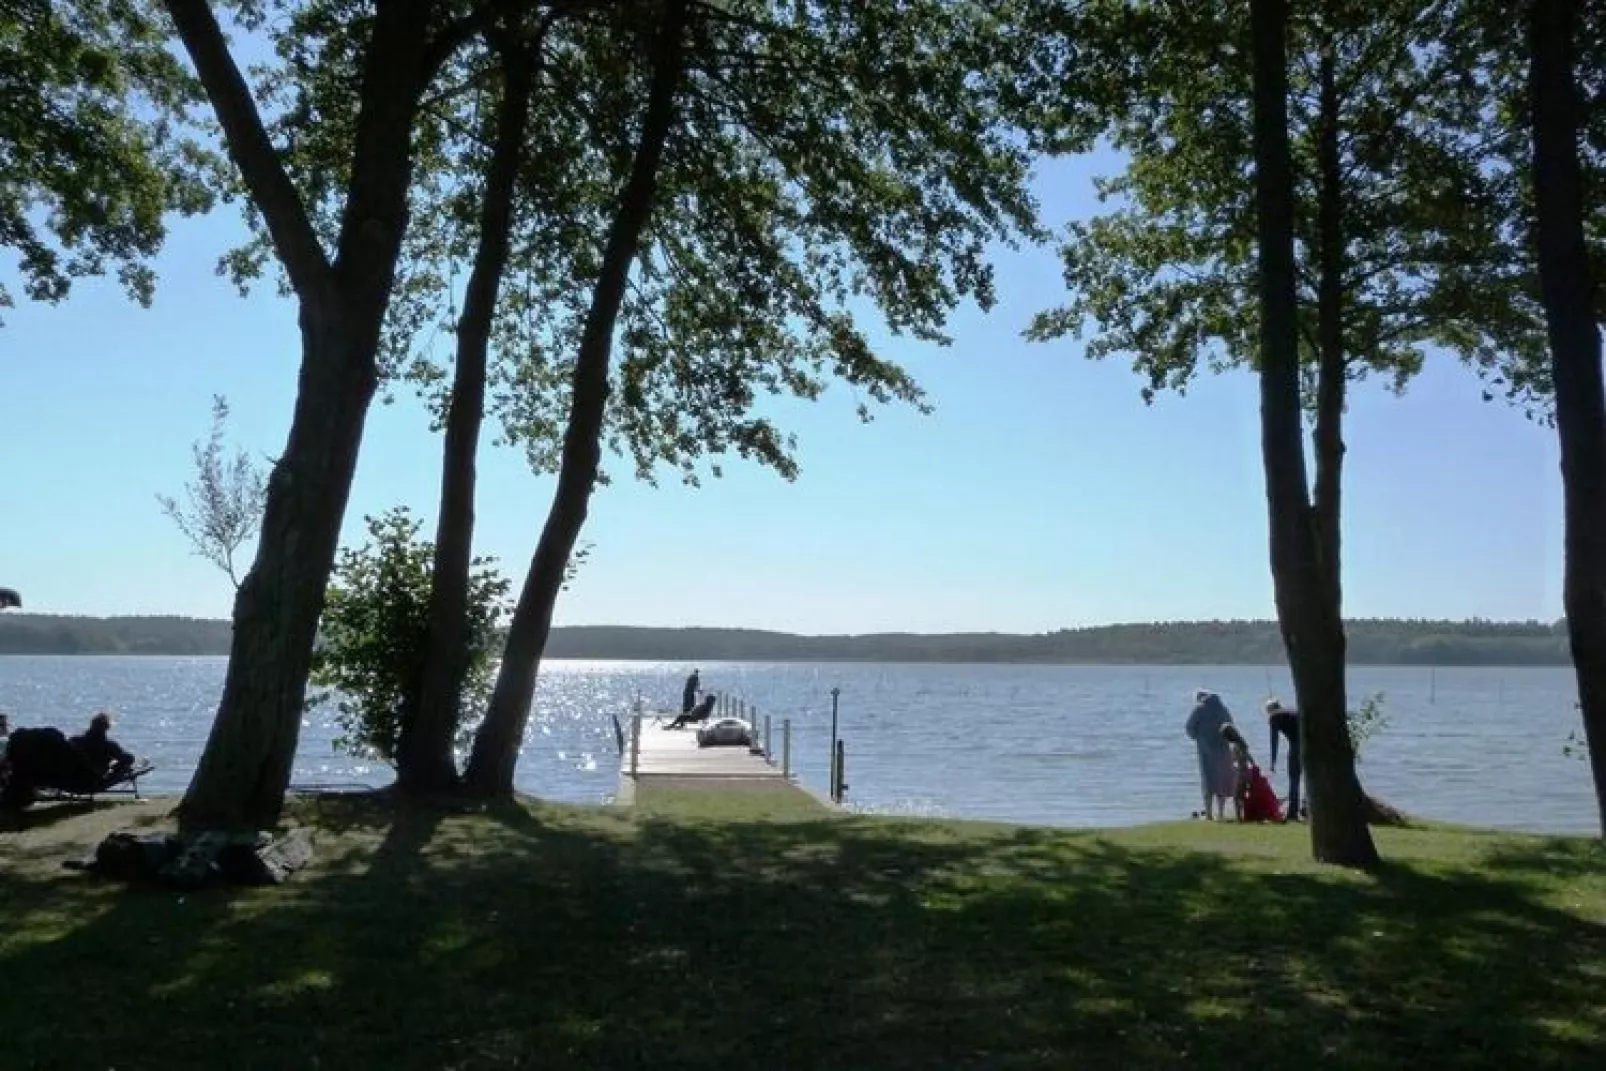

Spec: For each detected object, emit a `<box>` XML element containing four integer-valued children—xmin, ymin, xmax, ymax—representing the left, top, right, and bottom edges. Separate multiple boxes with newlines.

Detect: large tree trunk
<box><xmin>170</xmin><ymin>0</ymin><xmax>435</xmax><ymax>830</ymax></box>
<box><xmin>400</xmin><ymin>43</ymin><xmax>537</xmax><ymax>795</ymax></box>
<box><xmin>1530</xmin><ymin>0</ymin><xmax>1606</xmax><ymax>836</ymax></box>
<box><xmin>463</xmin><ymin>1</ymin><xmax>691</xmax><ymax>798</ymax></box>
<box><xmin>1249</xmin><ymin>0</ymin><xmax>1378</xmax><ymax>867</ymax></box>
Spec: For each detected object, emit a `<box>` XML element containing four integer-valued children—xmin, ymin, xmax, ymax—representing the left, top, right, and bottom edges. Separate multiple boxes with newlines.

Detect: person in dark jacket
<box><xmin>1265</xmin><ymin>698</ymin><xmax>1302</xmax><ymax>821</ymax></box>
<box><xmin>682</xmin><ymin>669</ymin><xmax>701</xmax><ymax>714</ymax></box>
<box><xmin>70</xmin><ymin>712</ymin><xmax>134</xmax><ymax>780</ymax></box>
<box><xmin>666</xmin><ymin>693</ymin><xmax>716</xmax><ymax>731</ymax></box>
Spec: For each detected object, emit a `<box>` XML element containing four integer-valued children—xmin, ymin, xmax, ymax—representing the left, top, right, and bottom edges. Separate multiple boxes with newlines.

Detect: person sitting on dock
<box><xmin>665</xmin><ymin>693</ymin><xmax>716</xmax><ymax>730</ymax></box>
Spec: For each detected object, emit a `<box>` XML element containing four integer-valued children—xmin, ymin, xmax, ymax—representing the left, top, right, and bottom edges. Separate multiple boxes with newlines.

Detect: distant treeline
<box><xmin>543</xmin><ymin>620</ymin><xmax>1574</xmax><ymax>666</ymax></box>
<box><xmin>0</xmin><ymin>615</ymin><xmax>234</xmax><ymax>655</ymax></box>
<box><xmin>1</xmin><ymin>613</ymin><xmax>1570</xmax><ymax>665</ymax></box>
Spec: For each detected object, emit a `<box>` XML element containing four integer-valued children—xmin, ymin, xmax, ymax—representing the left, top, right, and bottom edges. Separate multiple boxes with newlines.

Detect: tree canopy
<box><xmin>1028</xmin><ymin>0</ymin><xmax>1553</xmax><ymax>409</ymax></box>
<box><xmin>0</xmin><ymin>0</ymin><xmax>215</xmax><ymax>319</ymax></box>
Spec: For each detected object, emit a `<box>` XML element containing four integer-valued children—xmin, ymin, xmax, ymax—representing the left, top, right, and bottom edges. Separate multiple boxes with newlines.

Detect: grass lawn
<box><xmin>2</xmin><ymin>789</ymin><xmax>1604</xmax><ymax>1070</ymax></box>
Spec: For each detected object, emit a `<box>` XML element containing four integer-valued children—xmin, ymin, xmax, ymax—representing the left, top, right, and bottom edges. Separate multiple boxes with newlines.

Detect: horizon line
<box><xmin>0</xmin><ymin>612</ymin><xmax>1568</xmax><ymax>635</ymax></box>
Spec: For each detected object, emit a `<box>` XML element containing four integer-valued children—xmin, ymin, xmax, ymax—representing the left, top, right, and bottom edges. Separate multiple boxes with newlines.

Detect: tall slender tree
<box><xmin>399</xmin><ymin>18</ymin><xmax>545</xmax><ymax>794</ymax></box>
<box><xmin>1529</xmin><ymin>0</ymin><xmax>1606</xmax><ymax>835</ymax></box>
<box><xmin>461</xmin><ymin>0</ymin><xmax>1053</xmax><ymax>796</ymax></box>
<box><xmin>1249</xmin><ymin>0</ymin><xmax>1377</xmax><ymax>866</ymax></box>
<box><xmin>464</xmin><ymin>0</ymin><xmax>695</xmax><ymax>795</ymax></box>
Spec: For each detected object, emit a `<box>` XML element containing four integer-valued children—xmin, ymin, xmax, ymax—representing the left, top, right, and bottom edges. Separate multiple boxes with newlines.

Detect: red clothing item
<box><xmin>1241</xmin><ymin>763</ymin><xmax>1284</xmax><ymax>822</ymax></box>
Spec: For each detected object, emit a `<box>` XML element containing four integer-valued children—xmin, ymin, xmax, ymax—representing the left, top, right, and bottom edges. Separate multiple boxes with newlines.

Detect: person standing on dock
<box><xmin>682</xmin><ymin>669</ymin><xmax>701</xmax><ymax>714</ymax></box>
<box><xmin>1265</xmin><ymin>699</ymin><xmax>1302</xmax><ymax>822</ymax></box>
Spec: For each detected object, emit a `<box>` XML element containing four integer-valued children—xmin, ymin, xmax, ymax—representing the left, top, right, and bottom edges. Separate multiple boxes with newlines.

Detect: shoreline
<box><xmin>0</xmin><ymin>652</ymin><xmax>1582</xmax><ymax>669</ymax></box>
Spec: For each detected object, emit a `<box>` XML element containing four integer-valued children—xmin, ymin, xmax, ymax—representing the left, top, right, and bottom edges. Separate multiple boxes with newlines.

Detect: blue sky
<box><xmin>1</xmin><ymin>150</ymin><xmax>1564</xmax><ymax>633</ymax></box>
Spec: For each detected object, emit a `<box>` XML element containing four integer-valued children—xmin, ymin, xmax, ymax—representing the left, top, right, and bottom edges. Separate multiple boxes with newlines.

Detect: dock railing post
<box><xmin>782</xmin><ymin>719</ymin><xmax>792</xmax><ymax>779</ymax></box>
<box><xmin>629</xmin><ymin>713</ymin><xmax>642</xmax><ymax>777</ymax></box>
<box><xmin>764</xmin><ymin>714</ymin><xmax>773</xmax><ymax>762</ymax></box>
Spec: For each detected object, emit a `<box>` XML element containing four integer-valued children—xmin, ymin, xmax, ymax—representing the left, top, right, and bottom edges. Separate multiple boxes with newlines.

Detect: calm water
<box><xmin>0</xmin><ymin>657</ymin><xmax>1596</xmax><ymax>835</ymax></box>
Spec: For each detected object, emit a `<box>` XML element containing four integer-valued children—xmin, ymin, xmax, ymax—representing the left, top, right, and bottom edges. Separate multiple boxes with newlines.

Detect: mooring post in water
<box><xmin>629</xmin><ymin>713</ymin><xmax>642</xmax><ymax>777</ymax></box>
<box><xmin>829</xmin><ymin>686</ymin><xmax>841</xmax><ymax>796</ymax></box>
<box><xmin>833</xmin><ymin>740</ymin><xmax>848</xmax><ymax>803</ymax></box>
<box><xmin>782</xmin><ymin>719</ymin><xmax>792</xmax><ymax>778</ymax></box>
<box><xmin>764</xmin><ymin>714</ymin><xmax>773</xmax><ymax>762</ymax></box>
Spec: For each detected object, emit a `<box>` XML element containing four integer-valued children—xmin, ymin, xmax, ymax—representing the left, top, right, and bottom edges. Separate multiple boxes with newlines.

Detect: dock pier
<box><xmin>614</xmin><ymin>698</ymin><xmax>831</xmax><ymax>810</ymax></box>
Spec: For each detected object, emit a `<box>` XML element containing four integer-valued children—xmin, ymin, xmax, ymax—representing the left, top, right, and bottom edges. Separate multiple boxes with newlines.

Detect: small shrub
<box><xmin>1347</xmin><ymin>691</ymin><xmax>1389</xmax><ymax>763</ymax></box>
<box><xmin>308</xmin><ymin>507</ymin><xmax>510</xmax><ymax>765</ymax></box>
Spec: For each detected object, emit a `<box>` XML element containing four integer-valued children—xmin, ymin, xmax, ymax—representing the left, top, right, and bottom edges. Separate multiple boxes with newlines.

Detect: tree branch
<box><xmin>161</xmin><ymin>0</ymin><xmax>333</xmax><ymax>304</ymax></box>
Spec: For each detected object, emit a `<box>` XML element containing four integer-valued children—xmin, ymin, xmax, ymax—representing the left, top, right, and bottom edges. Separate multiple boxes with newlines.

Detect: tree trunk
<box><xmin>1530</xmin><ymin>0</ymin><xmax>1606</xmax><ymax>836</ymax></box>
<box><xmin>174</xmin><ymin>0</ymin><xmax>434</xmax><ymax>830</ymax></box>
<box><xmin>463</xmin><ymin>1</ymin><xmax>691</xmax><ymax>799</ymax></box>
<box><xmin>1249</xmin><ymin>0</ymin><xmax>1378</xmax><ymax>868</ymax></box>
<box><xmin>400</xmin><ymin>44</ymin><xmax>537</xmax><ymax>795</ymax></box>
<box><xmin>1312</xmin><ymin>38</ymin><xmax>1346</xmax><ymax>621</ymax></box>
<box><xmin>180</xmin><ymin>325</ymin><xmax>377</xmax><ymax>829</ymax></box>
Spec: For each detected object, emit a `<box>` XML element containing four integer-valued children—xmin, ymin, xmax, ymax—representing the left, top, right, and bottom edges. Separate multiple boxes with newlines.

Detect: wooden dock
<box><xmin>624</xmin><ymin>710</ymin><xmax>786</xmax><ymax>778</ymax></box>
<box><xmin>614</xmin><ymin>705</ymin><xmax>805</xmax><ymax>807</ymax></box>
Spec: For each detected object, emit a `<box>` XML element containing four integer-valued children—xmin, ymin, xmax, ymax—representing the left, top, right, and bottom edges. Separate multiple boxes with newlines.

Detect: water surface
<box><xmin>0</xmin><ymin>657</ymin><xmax>1593</xmax><ymax>834</ymax></box>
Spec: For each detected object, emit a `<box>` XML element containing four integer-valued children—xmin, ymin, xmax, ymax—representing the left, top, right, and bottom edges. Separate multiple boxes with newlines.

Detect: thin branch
<box><xmin>162</xmin><ymin>0</ymin><xmax>333</xmax><ymax>303</ymax></box>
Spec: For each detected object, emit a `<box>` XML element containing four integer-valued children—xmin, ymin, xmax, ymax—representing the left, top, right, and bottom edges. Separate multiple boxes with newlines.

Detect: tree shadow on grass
<box><xmin>0</xmin><ymin>802</ymin><xmax>1602</xmax><ymax>1070</ymax></box>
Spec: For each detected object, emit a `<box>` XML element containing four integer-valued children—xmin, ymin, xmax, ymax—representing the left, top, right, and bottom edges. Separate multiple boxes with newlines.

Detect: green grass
<box><xmin>2</xmin><ymin>792</ymin><xmax>1604</xmax><ymax>1070</ymax></box>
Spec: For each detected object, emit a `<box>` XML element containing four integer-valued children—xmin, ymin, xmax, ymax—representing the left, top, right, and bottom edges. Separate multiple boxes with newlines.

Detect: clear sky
<box><xmin>0</xmin><ymin>149</ymin><xmax>1565</xmax><ymax>633</ymax></box>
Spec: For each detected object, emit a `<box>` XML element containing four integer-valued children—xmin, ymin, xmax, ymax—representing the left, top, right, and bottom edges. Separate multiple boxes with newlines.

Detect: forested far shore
<box><xmin>0</xmin><ymin>614</ymin><xmax>1575</xmax><ymax>665</ymax></box>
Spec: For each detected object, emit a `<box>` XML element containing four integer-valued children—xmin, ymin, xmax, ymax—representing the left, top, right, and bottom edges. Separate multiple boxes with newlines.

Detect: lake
<box><xmin>0</xmin><ymin>657</ymin><xmax>1596</xmax><ymax>835</ymax></box>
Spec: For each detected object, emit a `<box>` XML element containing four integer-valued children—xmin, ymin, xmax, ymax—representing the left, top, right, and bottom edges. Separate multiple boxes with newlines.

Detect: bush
<box><xmin>308</xmin><ymin>508</ymin><xmax>510</xmax><ymax>765</ymax></box>
<box><xmin>1347</xmin><ymin>692</ymin><xmax>1389</xmax><ymax>763</ymax></box>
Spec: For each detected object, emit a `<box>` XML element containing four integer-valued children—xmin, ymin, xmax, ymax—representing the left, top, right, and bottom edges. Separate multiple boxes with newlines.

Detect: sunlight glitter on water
<box><xmin>0</xmin><ymin>656</ymin><xmax>1595</xmax><ymax>834</ymax></box>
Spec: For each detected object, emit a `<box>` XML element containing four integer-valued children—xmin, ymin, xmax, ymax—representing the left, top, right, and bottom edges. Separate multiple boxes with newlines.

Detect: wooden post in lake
<box><xmin>828</xmin><ymin>686</ymin><xmax>841</xmax><ymax>796</ymax></box>
<box><xmin>764</xmin><ymin>714</ymin><xmax>773</xmax><ymax>762</ymax></box>
<box><xmin>782</xmin><ymin>719</ymin><xmax>792</xmax><ymax>778</ymax></box>
<box><xmin>833</xmin><ymin>740</ymin><xmax>848</xmax><ymax>803</ymax></box>
<box><xmin>629</xmin><ymin>713</ymin><xmax>642</xmax><ymax>777</ymax></box>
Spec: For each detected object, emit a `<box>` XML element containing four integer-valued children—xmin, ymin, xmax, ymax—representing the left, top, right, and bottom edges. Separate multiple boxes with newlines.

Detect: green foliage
<box><xmin>308</xmin><ymin>508</ymin><xmax>510</xmax><ymax>765</ymax></box>
<box><xmin>156</xmin><ymin>396</ymin><xmax>267</xmax><ymax>589</ymax></box>
<box><xmin>230</xmin><ymin>1</ymin><xmax>1055</xmax><ymax>484</ymax></box>
<box><xmin>499</xmin><ymin>1</ymin><xmax>1049</xmax><ymax>485</ymax></box>
<box><xmin>1028</xmin><ymin>0</ymin><xmax>1548</xmax><ymax>408</ymax></box>
<box><xmin>0</xmin><ymin>0</ymin><xmax>217</xmax><ymax>319</ymax></box>
<box><xmin>1346</xmin><ymin>691</ymin><xmax>1390</xmax><ymax>763</ymax></box>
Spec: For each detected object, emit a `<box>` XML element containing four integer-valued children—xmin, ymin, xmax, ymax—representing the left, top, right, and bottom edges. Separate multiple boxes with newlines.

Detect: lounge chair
<box><xmin>34</xmin><ymin>759</ymin><xmax>156</xmax><ymax>803</ymax></box>
<box><xmin>0</xmin><ymin>727</ymin><xmax>154</xmax><ymax>808</ymax></box>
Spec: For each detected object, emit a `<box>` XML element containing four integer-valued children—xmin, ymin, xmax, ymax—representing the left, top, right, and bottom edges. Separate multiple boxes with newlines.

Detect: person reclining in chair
<box><xmin>70</xmin><ymin>712</ymin><xmax>135</xmax><ymax>782</ymax></box>
<box><xmin>664</xmin><ymin>694</ymin><xmax>716</xmax><ymax>730</ymax></box>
